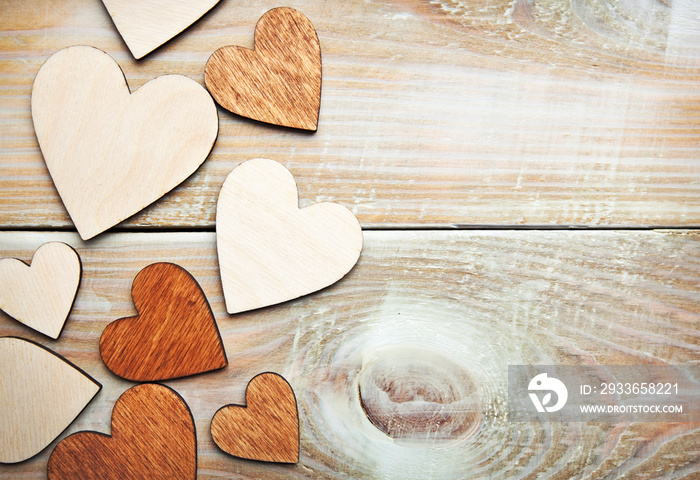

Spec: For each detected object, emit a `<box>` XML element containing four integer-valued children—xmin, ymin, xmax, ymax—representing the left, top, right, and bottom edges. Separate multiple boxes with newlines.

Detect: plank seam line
<box><xmin>0</xmin><ymin>225</ymin><xmax>699</xmax><ymax>233</ymax></box>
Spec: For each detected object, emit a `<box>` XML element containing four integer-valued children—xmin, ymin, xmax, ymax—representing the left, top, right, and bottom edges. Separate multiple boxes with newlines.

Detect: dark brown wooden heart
<box><xmin>47</xmin><ymin>383</ymin><xmax>196</xmax><ymax>480</ymax></box>
<box><xmin>100</xmin><ymin>262</ymin><xmax>227</xmax><ymax>381</ymax></box>
<box><xmin>204</xmin><ymin>7</ymin><xmax>321</xmax><ymax>131</ymax></box>
<box><xmin>210</xmin><ymin>372</ymin><xmax>299</xmax><ymax>463</ymax></box>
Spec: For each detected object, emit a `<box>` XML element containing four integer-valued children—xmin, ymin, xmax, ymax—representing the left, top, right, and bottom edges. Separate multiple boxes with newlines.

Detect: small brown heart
<box><xmin>47</xmin><ymin>383</ymin><xmax>196</xmax><ymax>480</ymax></box>
<box><xmin>100</xmin><ymin>262</ymin><xmax>227</xmax><ymax>382</ymax></box>
<box><xmin>204</xmin><ymin>7</ymin><xmax>321</xmax><ymax>131</ymax></box>
<box><xmin>211</xmin><ymin>372</ymin><xmax>299</xmax><ymax>464</ymax></box>
<box><xmin>101</xmin><ymin>0</ymin><xmax>222</xmax><ymax>59</ymax></box>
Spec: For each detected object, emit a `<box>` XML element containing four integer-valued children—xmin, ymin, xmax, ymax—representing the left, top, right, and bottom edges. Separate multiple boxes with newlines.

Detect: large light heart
<box><xmin>31</xmin><ymin>46</ymin><xmax>218</xmax><ymax>240</ymax></box>
<box><xmin>0</xmin><ymin>337</ymin><xmax>101</xmax><ymax>464</ymax></box>
<box><xmin>216</xmin><ymin>159</ymin><xmax>363</xmax><ymax>314</ymax></box>
<box><xmin>102</xmin><ymin>0</ymin><xmax>221</xmax><ymax>59</ymax></box>
<box><xmin>0</xmin><ymin>242</ymin><xmax>81</xmax><ymax>339</ymax></box>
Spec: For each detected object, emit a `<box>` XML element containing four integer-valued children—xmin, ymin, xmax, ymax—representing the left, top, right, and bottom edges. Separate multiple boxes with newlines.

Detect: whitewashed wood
<box><xmin>217</xmin><ymin>159</ymin><xmax>362</xmax><ymax>314</ymax></box>
<box><xmin>0</xmin><ymin>230</ymin><xmax>697</xmax><ymax>479</ymax></box>
<box><xmin>31</xmin><ymin>46</ymin><xmax>218</xmax><ymax>240</ymax></box>
<box><xmin>0</xmin><ymin>242</ymin><xmax>81</xmax><ymax>339</ymax></box>
<box><xmin>0</xmin><ymin>336</ymin><xmax>101</xmax><ymax>464</ymax></box>
<box><xmin>101</xmin><ymin>0</ymin><xmax>221</xmax><ymax>59</ymax></box>
<box><xmin>1</xmin><ymin>0</ymin><xmax>699</xmax><ymax>229</ymax></box>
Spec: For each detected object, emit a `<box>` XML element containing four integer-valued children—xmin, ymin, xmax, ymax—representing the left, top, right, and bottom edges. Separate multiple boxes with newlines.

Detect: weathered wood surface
<box><xmin>1</xmin><ymin>0</ymin><xmax>699</xmax><ymax>229</ymax></box>
<box><xmin>0</xmin><ymin>230</ymin><xmax>698</xmax><ymax>479</ymax></box>
<box><xmin>100</xmin><ymin>0</ymin><xmax>222</xmax><ymax>59</ymax></box>
<box><xmin>0</xmin><ymin>336</ymin><xmax>100</xmax><ymax>464</ymax></box>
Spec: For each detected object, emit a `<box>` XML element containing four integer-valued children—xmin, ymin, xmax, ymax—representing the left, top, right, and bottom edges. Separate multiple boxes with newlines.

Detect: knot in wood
<box><xmin>357</xmin><ymin>347</ymin><xmax>482</xmax><ymax>444</ymax></box>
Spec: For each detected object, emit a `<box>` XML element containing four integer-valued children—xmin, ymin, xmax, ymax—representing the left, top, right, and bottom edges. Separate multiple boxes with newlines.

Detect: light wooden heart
<box><xmin>0</xmin><ymin>337</ymin><xmax>101</xmax><ymax>464</ymax></box>
<box><xmin>0</xmin><ymin>242</ymin><xmax>81</xmax><ymax>339</ymax></box>
<box><xmin>211</xmin><ymin>372</ymin><xmax>299</xmax><ymax>463</ymax></box>
<box><xmin>100</xmin><ymin>262</ymin><xmax>227</xmax><ymax>382</ymax></box>
<box><xmin>47</xmin><ymin>383</ymin><xmax>196</xmax><ymax>479</ymax></box>
<box><xmin>31</xmin><ymin>46</ymin><xmax>218</xmax><ymax>240</ymax></box>
<box><xmin>102</xmin><ymin>0</ymin><xmax>221</xmax><ymax>59</ymax></box>
<box><xmin>205</xmin><ymin>7</ymin><xmax>322</xmax><ymax>131</ymax></box>
<box><xmin>216</xmin><ymin>158</ymin><xmax>363</xmax><ymax>314</ymax></box>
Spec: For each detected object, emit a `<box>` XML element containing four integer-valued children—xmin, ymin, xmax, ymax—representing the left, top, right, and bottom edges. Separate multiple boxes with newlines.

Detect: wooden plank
<box><xmin>1</xmin><ymin>0</ymin><xmax>698</xmax><ymax>229</ymax></box>
<box><xmin>0</xmin><ymin>230</ymin><xmax>698</xmax><ymax>479</ymax></box>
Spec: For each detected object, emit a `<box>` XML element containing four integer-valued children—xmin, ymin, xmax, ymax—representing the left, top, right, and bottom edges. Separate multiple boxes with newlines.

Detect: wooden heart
<box><xmin>205</xmin><ymin>7</ymin><xmax>322</xmax><ymax>131</ymax></box>
<box><xmin>216</xmin><ymin>159</ymin><xmax>363</xmax><ymax>314</ymax></box>
<box><xmin>0</xmin><ymin>337</ymin><xmax>101</xmax><ymax>464</ymax></box>
<box><xmin>100</xmin><ymin>262</ymin><xmax>227</xmax><ymax>381</ymax></box>
<box><xmin>47</xmin><ymin>383</ymin><xmax>196</xmax><ymax>479</ymax></box>
<box><xmin>0</xmin><ymin>242</ymin><xmax>81</xmax><ymax>339</ymax></box>
<box><xmin>31</xmin><ymin>46</ymin><xmax>218</xmax><ymax>240</ymax></box>
<box><xmin>102</xmin><ymin>0</ymin><xmax>221</xmax><ymax>59</ymax></box>
<box><xmin>211</xmin><ymin>373</ymin><xmax>299</xmax><ymax>463</ymax></box>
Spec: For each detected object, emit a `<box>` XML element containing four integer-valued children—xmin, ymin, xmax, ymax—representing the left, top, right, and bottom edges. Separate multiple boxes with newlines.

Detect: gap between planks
<box><xmin>345</xmin><ymin>225</ymin><xmax>700</xmax><ymax>232</ymax></box>
<box><xmin>0</xmin><ymin>225</ymin><xmax>698</xmax><ymax>233</ymax></box>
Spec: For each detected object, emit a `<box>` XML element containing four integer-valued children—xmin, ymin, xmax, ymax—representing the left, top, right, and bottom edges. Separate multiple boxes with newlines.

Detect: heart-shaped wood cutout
<box><xmin>211</xmin><ymin>372</ymin><xmax>299</xmax><ymax>463</ymax></box>
<box><xmin>0</xmin><ymin>337</ymin><xmax>101</xmax><ymax>464</ymax></box>
<box><xmin>0</xmin><ymin>242</ymin><xmax>81</xmax><ymax>339</ymax></box>
<box><xmin>31</xmin><ymin>46</ymin><xmax>218</xmax><ymax>240</ymax></box>
<box><xmin>100</xmin><ymin>262</ymin><xmax>227</xmax><ymax>381</ymax></box>
<box><xmin>47</xmin><ymin>383</ymin><xmax>196</xmax><ymax>479</ymax></box>
<box><xmin>205</xmin><ymin>7</ymin><xmax>321</xmax><ymax>131</ymax></box>
<box><xmin>102</xmin><ymin>0</ymin><xmax>221</xmax><ymax>59</ymax></box>
<box><xmin>216</xmin><ymin>159</ymin><xmax>363</xmax><ymax>314</ymax></box>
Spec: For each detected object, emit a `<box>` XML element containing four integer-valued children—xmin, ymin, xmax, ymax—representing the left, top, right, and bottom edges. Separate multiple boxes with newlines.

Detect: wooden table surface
<box><xmin>1</xmin><ymin>0</ymin><xmax>699</xmax><ymax>478</ymax></box>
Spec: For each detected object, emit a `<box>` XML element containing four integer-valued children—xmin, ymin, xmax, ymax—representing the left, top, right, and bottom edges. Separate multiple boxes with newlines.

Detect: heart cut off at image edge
<box><xmin>47</xmin><ymin>383</ymin><xmax>196</xmax><ymax>480</ymax></box>
<box><xmin>101</xmin><ymin>0</ymin><xmax>222</xmax><ymax>59</ymax></box>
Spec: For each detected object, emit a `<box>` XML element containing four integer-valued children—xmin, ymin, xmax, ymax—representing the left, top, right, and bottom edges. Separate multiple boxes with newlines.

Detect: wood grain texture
<box><xmin>0</xmin><ymin>336</ymin><xmax>100</xmax><ymax>464</ymax></box>
<box><xmin>205</xmin><ymin>7</ymin><xmax>322</xmax><ymax>131</ymax></box>
<box><xmin>217</xmin><ymin>159</ymin><xmax>362</xmax><ymax>314</ymax></box>
<box><xmin>0</xmin><ymin>230</ymin><xmax>697</xmax><ymax>479</ymax></box>
<box><xmin>47</xmin><ymin>383</ymin><xmax>196</xmax><ymax>480</ymax></box>
<box><xmin>101</xmin><ymin>0</ymin><xmax>221</xmax><ymax>59</ymax></box>
<box><xmin>211</xmin><ymin>372</ymin><xmax>299</xmax><ymax>464</ymax></box>
<box><xmin>31</xmin><ymin>45</ymin><xmax>218</xmax><ymax>240</ymax></box>
<box><xmin>100</xmin><ymin>262</ymin><xmax>227</xmax><ymax>382</ymax></box>
<box><xmin>0</xmin><ymin>242</ymin><xmax>81</xmax><ymax>339</ymax></box>
<box><xmin>1</xmin><ymin>0</ymin><xmax>698</xmax><ymax>229</ymax></box>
